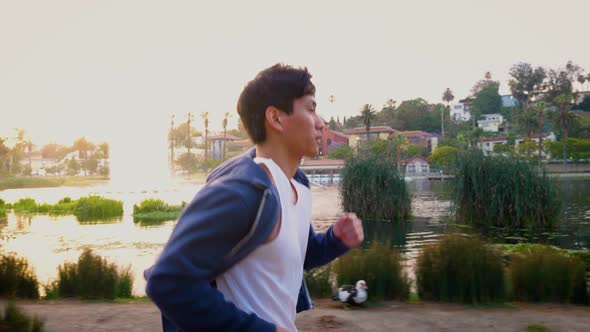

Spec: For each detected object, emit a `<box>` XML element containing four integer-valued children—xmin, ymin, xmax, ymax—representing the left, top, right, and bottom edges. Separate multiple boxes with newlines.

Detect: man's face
<box><xmin>280</xmin><ymin>95</ymin><xmax>325</xmax><ymax>158</ymax></box>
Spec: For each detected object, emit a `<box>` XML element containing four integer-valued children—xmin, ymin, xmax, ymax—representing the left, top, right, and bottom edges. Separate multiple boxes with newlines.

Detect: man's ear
<box><xmin>265</xmin><ymin>106</ymin><xmax>284</xmax><ymax>132</ymax></box>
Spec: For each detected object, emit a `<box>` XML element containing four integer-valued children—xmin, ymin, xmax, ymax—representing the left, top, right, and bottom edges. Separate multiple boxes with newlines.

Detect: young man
<box><xmin>145</xmin><ymin>64</ymin><xmax>364</xmax><ymax>332</ymax></box>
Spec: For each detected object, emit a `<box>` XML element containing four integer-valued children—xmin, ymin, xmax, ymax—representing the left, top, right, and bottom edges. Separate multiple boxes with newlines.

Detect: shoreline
<box><xmin>0</xmin><ymin>176</ymin><xmax>110</xmax><ymax>191</ymax></box>
<box><xmin>2</xmin><ymin>298</ymin><xmax>589</xmax><ymax>332</ymax></box>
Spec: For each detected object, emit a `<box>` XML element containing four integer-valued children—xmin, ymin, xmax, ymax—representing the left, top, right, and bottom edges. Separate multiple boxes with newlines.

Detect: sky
<box><xmin>1</xmin><ymin>0</ymin><xmax>589</xmax><ymax>184</ymax></box>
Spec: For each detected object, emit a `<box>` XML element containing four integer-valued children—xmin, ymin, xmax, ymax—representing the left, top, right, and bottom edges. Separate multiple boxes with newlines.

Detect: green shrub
<box><xmin>132</xmin><ymin>199</ymin><xmax>184</xmax><ymax>222</ymax></box>
<box><xmin>12</xmin><ymin>198</ymin><xmax>38</xmax><ymax>213</ymax></box>
<box><xmin>50</xmin><ymin>248</ymin><xmax>133</xmax><ymax>299</ymax></box>
<box><xmin>73</xmin><ymin>196</ymin><xmax>123</xmax><ymax>222</ymax></box>
<box><xmin>0</xmin><ymin>302</ymin><xmax>44</xmax><ymax>332</ymax></box>
<box><xmin>452</xmin><ymin>151</ymin><xmax>560</xmax><ymax>229</ymax></box>
<box><xmin>304</xmin><ymin>265</ymin><xmax>332</xmax><ymax>298</ymax></box>
<box><xmin>8</xmin><ymin>196</ymin><xmax>122</xmax><ymax>221</ymax></box>
<box><xmin>340</xmin><ymin>157</ymin><xmax>411</xmax><ymax>222</ymax></box>
<box><xmin>333</xmin><ymin>241</ymin><xmax>410</xmax><ymax>301</ymax></box>
<box><xmin>0</xmin><ymin>199</ymin><xmax>6</xmax><ymax>220</ymax></box>
<box><xmin>510</xmin><ymin>245</ymin><xmax>588</xmax><ymax>304</ymax></box>
<box><xmin>0</xmin><ymin>254</ymin><xmax>40</xmax><ymax>299</ymax></box>
<box><xmin>416</xmin><ymin>233</ymin><xmax>505</xmax><ymax>304</ymax></box>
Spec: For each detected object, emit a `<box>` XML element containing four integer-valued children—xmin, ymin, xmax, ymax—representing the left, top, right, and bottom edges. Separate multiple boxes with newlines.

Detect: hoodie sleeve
<box><xmin>303</xmin><ymin>225</ymin><xmax>350</xmax><ymax>270</ymax></box>
<box><xmin>145</xmin><ymin>182</ymin><xmax>276</xmax><ymax>332</ymax></box>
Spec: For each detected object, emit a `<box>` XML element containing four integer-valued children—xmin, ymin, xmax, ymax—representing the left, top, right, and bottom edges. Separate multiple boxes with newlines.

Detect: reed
<box><xmin>0</xmin><ymin>302</ymin><xmax>44</xmax><ymax>332</ymax></box>
<box><xmin>73</xmin><ymin>196</ymin><xmax>123</xmax><ymax>221</ymax></box>
<box><xmin>304</xmin><ymin>265</ymin><xmax>332</xmax><ymax>298</ymax></box>
<box><xmin>509</xmin><ymin>245</ymin><xmax>588</xmax><ymax>304</ymax></box>
<box><xmin>49</xmin><ymin>248</ymin><xmax>134</xmax><ymax>299</ymax></box>
<box><xmin>340</xmin><ymin>156</ymin><xmax>411</xmax><ymax>222</ymax></box>
<box><xmin>0</xmin><ymin>198</ymin><xmax>6</xmax><ymax>219</ymax></box>
<box><xmin>333</xmin><ymin>241</ymin><xmax>410</xmax><ymax>301</ymax></box>
<box><xmin>9</xmin><ymin>196</ymin><xmax>122</xmax><ymax>221</ymax></box>
<box><xmin>132</xmin><ymin>199</ymin><xmax>185</xmax><ymax>222</ymax></box>
<box><xmin>415</xmin><ymin>233</ymin><xmax>505</xmax><ymax>304</ymax></box>
<box><xmin>452</xmin><ymin>151</ymin><xmax>560</xmax><ymax>229</ymax></box>
<box><xmin>0</xmin><ymin>254</ymin><xmax>40</xmax><ymax>299</ymax></box>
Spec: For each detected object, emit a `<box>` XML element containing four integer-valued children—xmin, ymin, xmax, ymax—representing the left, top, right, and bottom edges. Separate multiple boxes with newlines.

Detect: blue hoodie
<box><xmin>145</xmin><ymin>148</ymin><xmax>349</xmax><ymax>331</ymax></box>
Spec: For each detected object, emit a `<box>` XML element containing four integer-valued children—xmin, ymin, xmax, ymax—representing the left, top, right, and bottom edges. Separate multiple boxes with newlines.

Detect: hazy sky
<box><xmin>1</xmin><ymin>0</ymin><xmax>589</xmax><ymax>183</ymax></box>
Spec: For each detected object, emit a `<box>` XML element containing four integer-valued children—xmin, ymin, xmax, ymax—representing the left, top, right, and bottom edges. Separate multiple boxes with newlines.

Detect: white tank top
<box><xmin>215</xmin><ymin>157</ymin><xmax>311</xmax><ymax>332</ymax></box>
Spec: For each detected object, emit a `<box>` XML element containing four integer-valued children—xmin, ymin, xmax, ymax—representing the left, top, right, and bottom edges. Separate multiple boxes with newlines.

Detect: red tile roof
<box><xmin>345</xmin><ymin>126</ymin><xmax>397</xmax><ymax>134</ymax></box>
<box><xmin>301</xmin><ymin>159</ymin><xmax>346</xmax><ymax>166</ymax></box>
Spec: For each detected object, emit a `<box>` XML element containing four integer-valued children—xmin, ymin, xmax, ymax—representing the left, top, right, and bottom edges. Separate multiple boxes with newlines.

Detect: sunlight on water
<box><xmin>0</xmin><ymin>178</ymin><xmax>588</xmax><ymax>297</ymax></box>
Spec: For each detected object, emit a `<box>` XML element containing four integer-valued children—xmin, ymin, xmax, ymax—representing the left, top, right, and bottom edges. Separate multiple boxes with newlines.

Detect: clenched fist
<box><xmin>333</xmin><ymin>213</ymin><xmax>364</xmax><ymax>248</ymax></box>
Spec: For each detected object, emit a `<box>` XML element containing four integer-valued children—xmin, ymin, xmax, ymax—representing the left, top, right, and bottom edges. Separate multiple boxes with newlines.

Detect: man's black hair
<box><xmin>237</xmin><ymin>63</ymin><xmax>315</xmax><ymax>144</ymax></box>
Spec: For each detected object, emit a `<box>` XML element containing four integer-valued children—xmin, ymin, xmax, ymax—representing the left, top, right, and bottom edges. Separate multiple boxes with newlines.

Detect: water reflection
<box><xmin>0</xmin><ymin>177</ymin><xmax>588</xmax><ymax>297</ymax></box>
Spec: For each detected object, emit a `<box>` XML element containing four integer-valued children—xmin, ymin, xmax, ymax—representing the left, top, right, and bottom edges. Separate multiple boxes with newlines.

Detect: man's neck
<box><xmin>255</xmin><ymin>142</ymin><xmax>301</xmax><ymax>179</ymax></box>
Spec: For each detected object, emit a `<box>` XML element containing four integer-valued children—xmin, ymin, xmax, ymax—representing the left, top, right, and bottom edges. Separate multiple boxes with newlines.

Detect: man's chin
<box><xmin>303</xmin><ymin>150</ymin><xmax>320</xmax><ymax>159</ymax></box>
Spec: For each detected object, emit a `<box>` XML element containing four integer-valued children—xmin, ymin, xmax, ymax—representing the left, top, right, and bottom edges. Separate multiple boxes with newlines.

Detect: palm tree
<box><xmin>222</xmin><ymin>112</ymin><xmax>231</xmax><ymax>161</ymax></box>
<box><xmin>186</xmin><ymin>113</ymin><xmax>194</xmax><ymax>155</ymax></box>
<box><xmin>390</xmin><ymin>134</ymin><xmax>408</xmax><ymax>172</ymax></box>
<box><xmin>467</xmin><ymin>128</ymin><xmax>484</xmax><ymax>148</ymax></box>
<box><xmin>533</xmin><ymin>101</ymin><xmax>546</xmax><ymax>164</ymax></box>
<box><xmin>360</xmin><ymin>104</ymin><xmax>375</xmax><ymax>142</ymax></box>
<box><xmin>518</xmin><ymin>110</ymin><xmax>537</xmax><ymax>138</ymax></box>
<box><xmin>552</xmin><ymin>96</ymin><xmax>578</xmax><ymax>165</ymax></box>
<box><xmin>202</xmin><ymin>112</ymin><xmax>209</xmax><ymax>171</ymax></box>
<box><xmin>442</xmin><ymin>88</ymin><xmax>454</xmax><ymax>139</ymax></box>
<box><xmin>517</xmin><ymin>110</ymin><xmax>537</xmax><ymax>158</ymax></box>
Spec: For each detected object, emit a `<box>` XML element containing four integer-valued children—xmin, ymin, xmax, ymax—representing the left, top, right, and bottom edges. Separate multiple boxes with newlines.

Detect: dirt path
<box><xmin>2</xmin><ymin>299</ymin><xmax>589</xmax><ymax>332</ymax></box>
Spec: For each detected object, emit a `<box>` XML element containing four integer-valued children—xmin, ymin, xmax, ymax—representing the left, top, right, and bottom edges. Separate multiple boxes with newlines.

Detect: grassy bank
<box><xmin>0</xmin><ymin>176</ymin><xmax>109</xmax><ymax>191</ymax></box>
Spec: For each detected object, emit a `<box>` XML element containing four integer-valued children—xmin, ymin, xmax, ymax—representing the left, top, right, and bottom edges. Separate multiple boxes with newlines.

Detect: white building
<box><xmin>477</xmin><ymin>114</ymin><xmax>504</xmax><ymax>132</ymax></box>
<box><xmin>477</xmin><ymin>137</ymin><xmax>508</xmax><ymax>155</ymax></box>
<box><xmin>478</xmin><ymin>132</ymin><xmax>557</xmax><ymax>156</ymax></box>
<box><xmin>450</xmin><ymin>102</ymin><xmax>471</xmax><ymax>122</ymax></box>
<box><xmin>404</xmin><ymin>155</ymin><xmax>431</xmax><ymax>175</ymax></box>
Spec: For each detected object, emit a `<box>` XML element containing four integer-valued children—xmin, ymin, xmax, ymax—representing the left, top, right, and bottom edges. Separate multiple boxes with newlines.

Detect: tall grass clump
<box><xmin>12</xmin><ymin>198</ymin><xmax>38</xmax><ymax>214</ymax></box>
<box><xmin>415</xmin><ymin>233</ymin><xmax>505</xmax><ymax>304</ymax></box>
<box><xmin>0</xmin><ymin>302</ymin><xmax>44</xmax><ymax>332</ymax></box>
<box><xmin>509</xmin><ymin>245</ymin><xmax>588</xmax><ymax>304</ymax></box>
<box><xmin>8</xmin><ymin>196</ymin><xmax>122</xmax><ymax>221</ymax></box>
<box><xmin>132</xmin><ymin>199</ymin><xmax>185</xmax><ymax>222</ymax></box>
<box><xmin>0</xmin><ymin>254</ymin><xmax>40</xmax><ymax>299</ymax></box>
<box><xmin>333</xmin><ymin>241</ymin><xmax>410</xmax><ymax>301</ymax></box>
<box><xmin>452</xmin><ymin>151</ymin><xmax>560</xmax><ymax>229</ymax></box>
<box><xmin>304</xmin><ymin>265</ymin><xmax>332</xmax><ymax>298</ymax></box>
<box><xmin>50</xmin><ymin>248</ymin><xmax>133</xmax><ymax>299</ymax></box>
<box><xmin>73</xmin><ymin>196</ymin><xmax>123</xmax><ymax>221</ymax></box>
<box><xmin>340</xmin><ymin>157</ymin><xmax>411</xmax><ymax>222</ymax></box>
<box><xmin>0</xmin><ymin>199</ymin><xmax>6</xmax><ymax>219</ymax></box>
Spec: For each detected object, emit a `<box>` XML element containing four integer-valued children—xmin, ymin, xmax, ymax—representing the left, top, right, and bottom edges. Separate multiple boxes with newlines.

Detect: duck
<box><xmin>332</xmin><ymin>280</ymin><xmax>368</xmax><ymax>305</ymax></box>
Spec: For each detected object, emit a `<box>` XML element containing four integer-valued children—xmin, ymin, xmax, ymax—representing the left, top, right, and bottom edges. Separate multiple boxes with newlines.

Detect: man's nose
<box><xmin>316</xmin><ymin>115</ymin><xmax>325</xmax><ymax>129</ymax></box>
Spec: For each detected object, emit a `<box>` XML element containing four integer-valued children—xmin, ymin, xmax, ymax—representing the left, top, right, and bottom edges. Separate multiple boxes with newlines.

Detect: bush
<box><xmin>12</xmin><ymin>198</ymin><xmax>38</xmax><ymax>214</ymax></box>
<box><xmin>452</xmin><ymin>151</ymin><xmax>560</xmax><ymax>229</ymax></box>
<box><xmin>0</xmin><ymin>199</ymin><xmax>6</xmax><ymax>220</ymax></box>
<box><xmin>304</xmin><ymin>265</ymin><xmax>332</xmax><ymax>298</ymax></box>
<box><xmin>0</xmin><ymin>302</ymin><xmax>44</xmax><ymax>332</ymax></box>
<box><xmin>510</xmin><ymin>245</ymin><xmax>588</xmax><ymax>304</ymax></box>
<box><xmin>73</xmin><ymin>196</ymin><xmax>123</xmax><ymax>222</ymax></box>
<box><xmin>340</xmin><ymin>157</ymin><xmax>411</xmax><ymax>222</ymax></box>
<box><xmin>0</xmin><ymin>254</ymin><xmax>40</xmax><ymax>299</ymax></box>
<box><xmin>132</xmin><ymin>199</ymin><xmax>185</xmax><ymax>222</ymax></box>
<box><xmin>8</xmin><ymin>196</ymin><xmax>122</xmax><ymax>221</ymax></box>
<box><xmin>333</xmin><ymin>241</ymin><xmax>410</xmax><ymax>301</ymax></box>
<box><xmin>416</xmin><ymin>234</ymin><xmax>505</xmax><ymax>304</ymax></box>
<box><xmin>49</xmin><ymin>248</ymin><xmax>133</xmax><ymax>299</ymax></box>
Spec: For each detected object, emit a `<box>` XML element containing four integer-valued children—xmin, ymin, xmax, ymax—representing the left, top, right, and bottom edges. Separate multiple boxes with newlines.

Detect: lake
<box><xmin>1</xmin><ymin>177</ymin><xmax>588</xmax><ymax>296</ymax></box>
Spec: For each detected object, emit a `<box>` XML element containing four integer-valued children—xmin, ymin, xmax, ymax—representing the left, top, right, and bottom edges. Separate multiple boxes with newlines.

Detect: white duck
<box><xmin>332</xmin><ymin>280</ymin><xmax>368</xmax><ymax>305</ymax></box>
